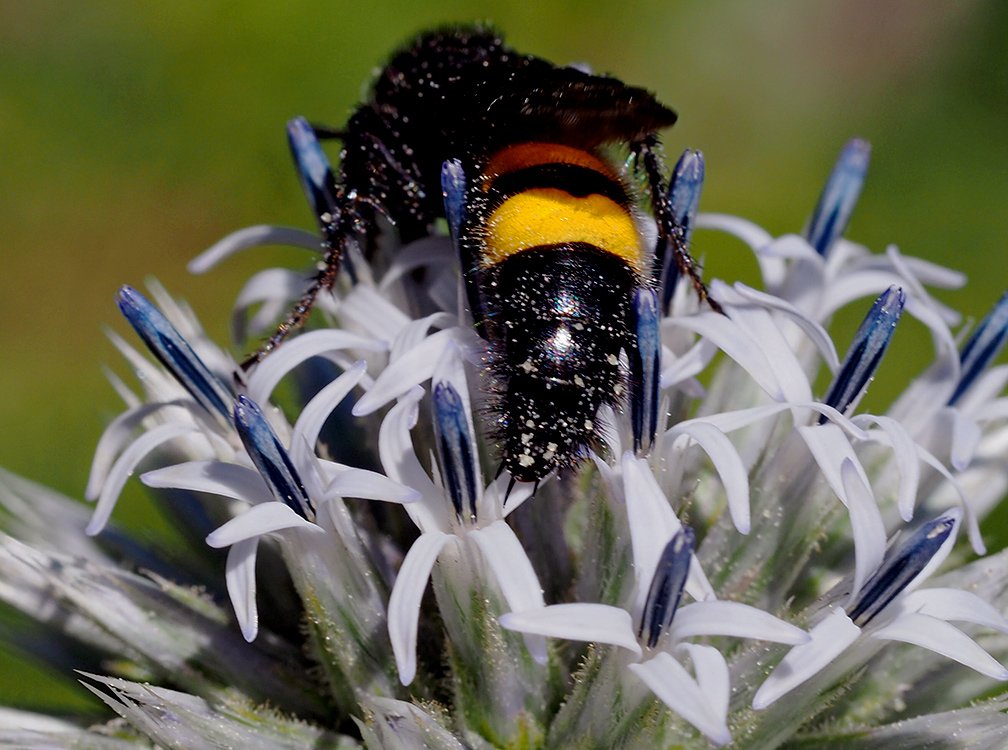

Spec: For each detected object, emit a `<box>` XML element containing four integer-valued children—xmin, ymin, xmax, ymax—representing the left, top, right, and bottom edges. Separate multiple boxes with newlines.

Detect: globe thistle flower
<box><xmin>3</xmin><ymin>136</ymin><xmax>1008</xmax><ymax>750</ymax></box>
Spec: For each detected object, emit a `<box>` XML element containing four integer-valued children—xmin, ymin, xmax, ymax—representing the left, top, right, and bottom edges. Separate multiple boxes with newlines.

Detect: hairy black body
<box><xmin>250</xmin><ymin>26</ymin><xmax>715</xmax><ymax>483</ymax></box>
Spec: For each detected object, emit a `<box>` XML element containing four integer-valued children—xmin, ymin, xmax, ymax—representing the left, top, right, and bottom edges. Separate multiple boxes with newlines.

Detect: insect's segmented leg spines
<box><xmin>633</xmin><ymin>135</ymin><xmax>722</xmax><ymax>315</ymax></box>
<box><xmin>241</xmin><ymin>112</ymin><xmax>430</xmax><ymax>371</ymax></box>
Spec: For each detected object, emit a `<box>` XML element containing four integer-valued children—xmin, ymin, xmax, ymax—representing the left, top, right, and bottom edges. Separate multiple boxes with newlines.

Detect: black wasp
<box><xmin>246</xmin><ymin>26</ymin><xmax>717</xmax><ymax>484</ymax></box>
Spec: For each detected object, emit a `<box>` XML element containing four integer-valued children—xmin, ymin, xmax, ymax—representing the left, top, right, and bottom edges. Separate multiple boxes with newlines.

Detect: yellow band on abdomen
<box><xmin>483</xmin><ymin>188</ymin><xmax>642</xmax><ymax>270</ymax></box>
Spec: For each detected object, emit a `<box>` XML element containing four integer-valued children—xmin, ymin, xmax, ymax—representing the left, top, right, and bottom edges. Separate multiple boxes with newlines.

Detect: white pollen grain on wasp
<box><xmin>606</xmin><ymin>353</ymin><xmax>619</xmax><ymax>365</ymax></box>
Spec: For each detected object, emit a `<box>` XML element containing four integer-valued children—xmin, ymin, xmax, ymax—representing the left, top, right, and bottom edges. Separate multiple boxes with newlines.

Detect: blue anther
<box><xmin>805</xmin><ymin>138</ymin><xmax>871</xmax><ymax>257</ymax></box>
<box><xmin>441</xmin><ymin>158</ymin><xmax>466</xmax><ymax>244</ymax></box>
<box><xmin>233</xmin><ymin>395</ymin><xmax>312</xmax><ymax>520</ymax></box>
<box><xmin>847</xmin><ymin>513</ymin><xmax>956</xmax><ymax>626</ymax></box>
<box><xmin>631</xmin><ymin>287</ymin><xmax>662</xmax><ymax>451</ymax></box>
<box><xmin>662</xmin><ymin>149</ymin><xmax>704</xmax><ymax>309</ymax></box>
<box><xmin>639</xmin><ymin>528</ymin><xmax>695</xmax><ymax>649</ymax></box>
<box><xmin>116</xmin><ymin>285</ymin><xmax>232</xmax><ymax>420</ymax></box>
<box><xmin>819</xmin><ymin>286</ymin><xmax>904</xmax><ymax>423</ymax></box>
<box><xmin>433</xmin><ymin>381</ymin><xmax>479</xmax><ymax>521</ymax></box>
<box><xmin>949</xmin><ymin>291</ymin><xmax>1008</xmax><ymax>406</ymax></box>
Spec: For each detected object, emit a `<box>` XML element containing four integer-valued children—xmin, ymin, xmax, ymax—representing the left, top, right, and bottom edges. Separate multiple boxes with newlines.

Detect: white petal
<box><xmin>840</xmin><ymin>458</ymin><xmax>887</xmax><ymax>600</ymax></box>
<box><xmin>667</xmin><ymin>422</ymin><xmax>750</xmax><ymax>534</ymax></box>
<box><xmin>679</xmin><ymin>643</ymin><xmax>730</xmax><ymax>731</ymax></box>
<box><xmin>353</xmin><ymin>328</ymin><xmax>459</xmax><ymax>416</ymax></box>
<box><xmin>378</xmin><ymin>386</ymin><xmax>448</xmax><ymax>533</ymax></box>
<box><xmin>225</xmin><ymin>538</ymin><xmax>259</xmax><ymax>642</ymax></box>
<box><xmin>188</xmin><ymin>225</ymin><xmax>320</xmax><ymax>273</ymax></box>
<box><xmin>857</xmin><ymin>252</ymin><xmax>964</xmax><ymax>290</ymax></box>
<box><xmin>871</xmin><ymin>612</ymin><xmax>1008</xmax><ymax>680</ymax></box>
<box><xmin>820</xmin><ymin>269</ymin><xmax>913</xmax><ymax>320</ymax></box>
<box><xmin>921</xmin><ymin>452</ymin><xmax>984</xmax><ymax>555</ymax></box>
<box><xmin>629</xmin><ymin>651</ymin><xmax>731</xmax><ymax>746</ymax></box>
<box><xmin>289</xmin><ymin>362</ymin><xmax>367</xmax><ymax>468</ymax></box>
<box><xmin>86</xmin><ymin>401</ymin><xmax>181</xmax><ymax>500</ymax></box>
<box><xmin>711</xmin><ymin>284</ymin><xmax>812</xmax><ymax>403</ymax></box>
<box><xmin>670</xmin><ymin>312</ymin><xmax>785</xmax><ymax>401</ymax></box>
<box><xmin>470</xmin><ymin>520</ymin><xmax>547</xmax><ymax>663</ymax></box>
<box><xmin>681</xmin><ymin>401</ymin><xmax>866</xmax><ymax>440</ymax></box>
<box><xmin>950</xmin><ymin>410</ymin><xmax>982</xmax><ymax>471</ymax></box>
<box><xmin>898</xmin><ymin>588</ymin><xmax>1008</xmax><ymax>633</ymax></box>
<box><xmin>339</xmin><ymin>284</ymin><xmax>412</xmax><ymax>342</ymax></box>
<box><xmin>233</xmin><ymin>268</ymin><xmax>312</xmax><ymax>339</ymax></box>
<box><xmin>660</xmin><ymin>338</ymin><xmax>718</xmax><ymax>390</ymax></box>
<box><xmin>86</xmin><ymin>423</ymin><xmax>199</xmax><ymax>536</ymax></box>
<box><xmin>323</xmin><ymin>465</ymin><xmax>420</xmax><ymax>504</ymax></box>
<box><xmin>378</xmin><ymin>236</ymin><xmax>455</xmax><ymax>292</ymax></box>
<box><xmin>622</xmin><ymin>453</ymin><xmax>715</xmax><ymax>605</ymax></box>
<box><xmin>246</xmin><ymin>330</ymin><xmax>385</xmax><ymax>406</ymax></box>
<box><xmin>732</xmin><ymin>282</ymin><xmax>840</xmax><ymax>372</ymax></box>
<box><xmin>851</xmin><ymin>414</ymin><xmax>920</xmax><ymax>521</ymax></box>
<box><xmin>205</xmin><ymin>502</ymin><xmax>322</xmax><ymax>548</ymax></box>
<box><xmin>390</xmin><ymin>312</ymin><xmax>457</xmax><ymax>362</ymax></box>
<box><xmin>671</xmin><ymin>601</ymin><xmax>808</xmax><ymax>644</ymax></box>
<box><xmin>796</xmin><ymin>423</ymin><xmax>871</xmax><ymax>510</ymax></box>
<box><xmin>752</xmin><ymin>608</ymin><xmax>861</xmax><ymax>709</ymax></box>
<box><xmin>388</xmin><ymin>531</ymin><xmax>451</xmax><ymax>685</ymax></box>
<box><xmin>499</xmin><ymin>603</ymin><xmax>641</xmax><ymax>656</ymax></box>
<box><xmin>696</xmin><ymin>213</ymin><xmax>772</xmax><ymax>251</ymax></box>
<box><xmin>140</xmin><ymin>460</ymin><xmax>272</xmax><ymax>505</ymax></box>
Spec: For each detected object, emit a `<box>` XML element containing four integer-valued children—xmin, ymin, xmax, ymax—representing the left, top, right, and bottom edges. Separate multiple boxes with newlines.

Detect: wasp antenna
<box><xmin>531</xmin><ymin>479</ymin><xmax>541</xmax><ymax>498</ymax></box>
<box><xmin>494</xmin><ymin>461</ymin><xmax>507</xmax><ymax>480</ymax></box>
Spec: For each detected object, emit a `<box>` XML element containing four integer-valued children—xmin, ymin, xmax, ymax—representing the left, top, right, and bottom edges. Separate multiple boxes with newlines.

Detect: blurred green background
<box><xmin>1</xmin><ymin>0</ymin><xmax>1006</xmax><ymax>715</ymax></box>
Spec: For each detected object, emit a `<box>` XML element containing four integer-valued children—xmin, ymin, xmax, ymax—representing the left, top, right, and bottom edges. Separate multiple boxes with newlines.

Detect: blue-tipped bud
<box><xmin>630</xmin><ymin>287</ymin><xmax>662</xmax><ymax>452</ymax></box>
<box><xmin>848</xmin><ymin>513</ymin><xmax>956</xmax><ymax>626</ymax></box>
<box><xmin>805</xmin><ymin>138</ymin><xmax>871</xmax><ymax>257</ymax></box>
<box><xmin>287</xmin><ymin>117</ymin><xmax>338</xmax><ymax>228</ymax></box>
<box><xmin>116</xmin><ymin>285</ymin><xmax>233</xmax><ymax>419</ymax></box>
<box><xmin>441</xmin><ymin>159</ymin><xmax>466</xmax><ymax>243</ymax></box>
<box><xmin>639</xmin><ymin>528</ymin><xmax>694</xmax><ymax>649</ymax></box>
<box><xmin>433</xmin><ymin>381</ymin><xmax>479</xmax><ymax>521</ymax></box>
<box><xmin>819</xmin><ymin>285</ymin><xmax>904</xmax><ymax>423</ymax></box>
<box><xmin>661</xmin><ymin>149</ymin><xmax>704</xmax><ymax>309</ymax></box>
<box><xmin>234</xmin><ymin>395</ymin><xmax>312</xmax><ymax>520</ymax></box>
<box><xmin>949</xmin><ymin>291</ymin><xmax>1008</xmax><ymax>406</ymax></box>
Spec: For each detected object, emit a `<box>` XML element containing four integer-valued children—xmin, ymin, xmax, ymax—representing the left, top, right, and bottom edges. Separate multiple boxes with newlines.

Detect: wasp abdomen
<box><xmin>487</xmin><ymin>245</ymin><xmax>636</xmax><ymax>480</ymax></box>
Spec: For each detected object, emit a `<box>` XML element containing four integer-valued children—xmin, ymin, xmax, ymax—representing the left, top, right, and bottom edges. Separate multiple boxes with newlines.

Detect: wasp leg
<box><xmin>632</xmin><ymin>136</ymin><xmax>721</xmax><ymax>315</ymax></box>
<box><xmin>629</xmin><ymin>287</ymin><xmax>661</xmax><ymax>452</ymax></box>
<box><xmin>241</xmin><ymin>113</ymin><xmax>428</xmax><ymax>370</ymax></box>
